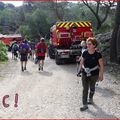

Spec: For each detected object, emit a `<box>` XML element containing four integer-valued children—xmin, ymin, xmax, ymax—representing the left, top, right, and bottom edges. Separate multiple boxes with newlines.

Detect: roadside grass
<box><xmin>0</xmin><ymin>60</ymin><xmax>8</xmax><ymax>64</ymax></box>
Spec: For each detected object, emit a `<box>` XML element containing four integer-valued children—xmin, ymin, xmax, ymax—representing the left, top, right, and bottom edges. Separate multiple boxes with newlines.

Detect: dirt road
<box><xmin>0</xmin><ymin>52</ymin><xmax>120</xmax><ymax>119</ymax></box>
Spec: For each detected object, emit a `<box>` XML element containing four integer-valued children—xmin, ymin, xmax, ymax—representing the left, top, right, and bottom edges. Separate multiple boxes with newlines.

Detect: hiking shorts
<box><xmin>14</xmin><ymin>52</ymin><xmax>18</xmax><ymax>57</ymax></box>
<box><xmin>37</xmin><ymin>56</ymin><xmax>45</xmax><ymax>60</ymax></box>
<box><xmin>20</xmin><ymin>55</ymin><xmax>28</xmax><ymax>61</ymax></box>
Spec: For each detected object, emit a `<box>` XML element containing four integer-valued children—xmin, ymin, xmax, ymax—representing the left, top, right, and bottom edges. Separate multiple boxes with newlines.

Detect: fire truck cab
<box><xmin>49</xmin><ymin>21</ymin><xmax>93</xmax><ymax>65</ymax></box>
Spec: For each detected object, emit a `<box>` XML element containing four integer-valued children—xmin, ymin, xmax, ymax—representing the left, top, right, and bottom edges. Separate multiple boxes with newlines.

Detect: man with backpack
<box><xmin>35</xmin><ymin>37</ymin><xmax>48</xmax><ymax>71</ymax></box>
<box><xmin>19</xmin><ymin>40</ymin><xmax>30</xmax><ymax>72</ymax></box>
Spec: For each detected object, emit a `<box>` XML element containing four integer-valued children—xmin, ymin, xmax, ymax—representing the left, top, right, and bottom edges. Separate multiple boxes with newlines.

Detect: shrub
<box><xmin>0</xmin><ymin>41</ymin><xmax>8</xmax><ymax>61</ymax></box>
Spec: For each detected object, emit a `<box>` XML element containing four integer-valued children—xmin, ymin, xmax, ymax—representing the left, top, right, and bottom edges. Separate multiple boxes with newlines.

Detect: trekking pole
<box><xmin>96</xmin><ymin>78</ymin><xmax>100</xmax><ymax>86</ymax></box>
<box><xmin>76</xmin><ymin>56</ymin><xmax>81</xmax><ymax>77</ymax></box>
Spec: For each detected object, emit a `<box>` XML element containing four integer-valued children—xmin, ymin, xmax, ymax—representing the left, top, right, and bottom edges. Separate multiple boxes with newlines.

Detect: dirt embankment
<box><xmin>96</xmin><ymin>32</ymin><xmax>120</xmax><ymax>81</ymax></box>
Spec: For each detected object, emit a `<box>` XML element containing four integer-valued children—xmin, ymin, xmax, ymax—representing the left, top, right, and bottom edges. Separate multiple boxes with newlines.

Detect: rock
<box><xmin>96</xmin><ymin>32</ymin><xmax>112</xmax><ymax>43</ymax></box>
<box><xmin>113</xmin><ymin>81</ymin><xmax>118</xmax><ymax>84</ymax></box>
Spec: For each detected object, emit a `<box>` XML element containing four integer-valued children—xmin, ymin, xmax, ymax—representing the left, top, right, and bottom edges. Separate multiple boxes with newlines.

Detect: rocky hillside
<box><xmin>96</xmin><ymin>32</ymin><xmax>112</xmax><ymax>64</ymax></box>
<box><xmin>96</xmin><ymin>32</ymin><xmax>120</xmax><ymax>81</ymax></box>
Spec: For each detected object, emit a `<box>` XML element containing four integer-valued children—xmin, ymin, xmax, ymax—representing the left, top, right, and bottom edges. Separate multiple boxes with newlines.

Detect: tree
<box><xmin>18</xmin><ymin>9</ymin><xmax>51</xmax><ymax>41</ymax></box>
<box><xmin>50</xmin><ymin>1</ymin><xmax>69</xmax><ymax>21</ymax></box>
<box><xmin>23</xmin><ymin>1</ymin><xmax>34</xmax><ymax>12</ymax></box>
<box><xmin>0</xmin><ymin>2</ymin><xmax>5</xmax><ymax>10</ymax></box>
<box><xmin>110</xmin><ymin>2</ymin><xmax>120</xmax><ymax>63</ymax></box>
<box><xmin>81</xmin><ymin>1</ymin><xmax>115</xmax><ymax>29</ymax></box>
<box><xmin>0</xmin><ymin>9</ymin><xmax>18</xmax><ymax>34</ymax></box>
<box><xmin>5</xmin><ymin>3</ymin><xmax>15</xmax><ymax>9</ymax></box>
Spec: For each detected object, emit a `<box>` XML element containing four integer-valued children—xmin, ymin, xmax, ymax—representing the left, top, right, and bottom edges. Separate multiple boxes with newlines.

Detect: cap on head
<box><xmin>40</xmin><ymin>37</ymin><xmax>45</xmax><ymax>42</ymax></box>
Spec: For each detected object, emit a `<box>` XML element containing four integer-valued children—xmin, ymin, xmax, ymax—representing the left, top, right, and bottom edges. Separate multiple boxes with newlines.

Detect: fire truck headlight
<box><xmin>66</xmin><ymin>26</ymin><xmax>70</xmax><ymax>30</ymax></box>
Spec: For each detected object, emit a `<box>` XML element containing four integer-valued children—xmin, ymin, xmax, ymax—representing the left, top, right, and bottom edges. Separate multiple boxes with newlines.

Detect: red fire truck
<box><xmin>0</xmin><ymin>34</ymin><xmax>23</xmax><ymax>50</ymax></box>
<box><xmin>48</xmin><ymin>21</ymin><xmax>94</xmax><ymax>65</ymax></box>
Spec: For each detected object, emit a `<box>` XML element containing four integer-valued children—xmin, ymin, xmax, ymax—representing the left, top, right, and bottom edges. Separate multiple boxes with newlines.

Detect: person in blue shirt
<box><xmin>19</xmin><ymin>40</ymin><xmax>30</xmax><ymax>72</ymax></box>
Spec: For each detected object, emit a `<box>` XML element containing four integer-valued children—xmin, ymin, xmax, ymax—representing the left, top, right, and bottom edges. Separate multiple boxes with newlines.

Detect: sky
<box><xmin>2</xmin><ymin>1</ymin><xmax>78</xmax><ymax>7</ymax></box>
<box><xmin>2</xmin><ymin>1</ymin><xmax>23</xmax><ymax>7</ymax></box>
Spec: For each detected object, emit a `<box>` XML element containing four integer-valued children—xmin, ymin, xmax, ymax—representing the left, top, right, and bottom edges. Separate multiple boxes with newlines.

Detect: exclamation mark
<box><xmin>14</xmin><ymin>93</ymin><xmax>18</xmax><ymax>108</ymax></box>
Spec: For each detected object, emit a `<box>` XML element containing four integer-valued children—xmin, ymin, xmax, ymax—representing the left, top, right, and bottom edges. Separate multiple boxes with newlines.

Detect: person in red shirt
<box><xmin>35</xmin><ymin>37</ymin><xmax>48</xmax><ymax>71</ymax></box>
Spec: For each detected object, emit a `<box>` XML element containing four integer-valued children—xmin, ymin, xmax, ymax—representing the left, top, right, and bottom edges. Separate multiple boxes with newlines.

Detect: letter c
<box><xmin>2</xmin><ymin>95</ymin><xmax>10</xmax><ymax>108</ymax></box>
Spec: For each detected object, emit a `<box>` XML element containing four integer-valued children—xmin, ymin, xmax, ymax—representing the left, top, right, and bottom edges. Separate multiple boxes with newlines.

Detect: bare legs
<box><xmin>21</xmin><ymin>61</ymin><xmax>27</xmax><ymax>72</ymax></box>
<box><xmin>38</xmin><ymin>60</ymin><xmax>44</xmax><ymax>71</ymax></box>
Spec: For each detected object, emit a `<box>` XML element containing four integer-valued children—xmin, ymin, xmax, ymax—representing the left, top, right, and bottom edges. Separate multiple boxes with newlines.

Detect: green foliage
<box><xmin>0</xmin><ymin>8</ymin><xmax>19</xmax><ymax>33</ymax></box>
<box><xmin>0</xmin><ymin>41</ymin><xmax>8</xmax><ymax>61</ymax></box>
<box><xmin>94</xmin><ymin>11</ymin><xmax>115</xmax><ymax>35</ymax></box>
<box><xmin>94</xmin><ymin>24</ymin><xmax>110</xmax><ymax>34</ymax></box>
<box><xmin>19</xmin><ymin>8</ymin><xmax>51</xmax><ymax>42</ymax></box>
<box><xmin>0</xmin><ymin>26</ymin><xmax>3</xmax><ymax>32</ymax></box>
<box><xmin>0</xmin><ymin>1</ymin><xmax>116</xmax><ymax>38</ymax></box>
<box><xmin>0</xmin><ymin>2</ymin><xmax>5</xmax><ymax>10</ymax></box>
<box><xmin>19</xmin><ymin>25</ymin><xmax>33</xmax><ymax>41</ymax></box>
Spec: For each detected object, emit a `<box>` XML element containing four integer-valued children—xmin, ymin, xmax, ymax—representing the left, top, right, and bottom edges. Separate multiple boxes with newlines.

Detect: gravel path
<box><xmin>0</xmin><ymin>52</ymin><xmax>119</xmax><ymax>119</ymax></box>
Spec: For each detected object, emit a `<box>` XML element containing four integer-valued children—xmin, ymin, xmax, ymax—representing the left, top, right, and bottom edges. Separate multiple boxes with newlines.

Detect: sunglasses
<box><xmin>87</xmin><ymin>43</ymin><xmax>93</xmax><ymax>45</ymax></box>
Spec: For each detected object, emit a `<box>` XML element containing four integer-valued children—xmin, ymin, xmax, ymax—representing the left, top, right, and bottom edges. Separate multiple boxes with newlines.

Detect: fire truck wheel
<box><xmin>48</xmin><ymin>49</ymin><xmax>54</xmax><ymax>59</ymax></box>
<box><xmin>48</xmin><ymin>45</ymin><xmax>55</xmax><ymax>59</ymax></box>
<box><xmin>55</xmin><ymin>54</ymin><xmax>61</xmax><ymax>65</ymax></box>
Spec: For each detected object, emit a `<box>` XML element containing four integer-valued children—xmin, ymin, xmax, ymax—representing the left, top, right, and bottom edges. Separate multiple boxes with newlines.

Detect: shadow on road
<box><xmin>59</xmin><ymin>63</ymin><xmax>76</xmax><ymax>73</ymax></box>
<box><xmin>21</xmin><ymin>71</ymin><xmax>33</xmax><ymax>76</ymax></box>
<box><xmin>38</xmin><ymin>71</ymin><xmax>53</xmax><ymax>77</ymax></box>
<box><xmin>87</xmin><ymin>103</ymin><xmax>118</xmax><ymax>119</ymax></box>
<box><xmin>96</xmin><ymin>86</ymin><xmax>116</xmax><ymax>98</ymax></box>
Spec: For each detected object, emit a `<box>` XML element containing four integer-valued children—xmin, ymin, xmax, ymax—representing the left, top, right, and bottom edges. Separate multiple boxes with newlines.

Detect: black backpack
<box><xmin>13</xmin><ymin>44</ymin><xmax>19</xmax><ymax>51</ymax></box>
<box><xmin>38</xmin><ymin>43</ymin><xmax>46</xmax><ymax>53</ymax></box>
<box><xmin>19</xmin><ymin>47</ymin><xmax>28</xmax><ymax>55</ymax></box>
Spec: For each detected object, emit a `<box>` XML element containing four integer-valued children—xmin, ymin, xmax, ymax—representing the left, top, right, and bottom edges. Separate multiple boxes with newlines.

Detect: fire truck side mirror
<box><xmin>73</xmin><ymin>24</ymin><xmax>77</xmax><ymax>29</ymax></box>
<box><xmin>73</xmin><ymin>25</ymin><xmax>77</xmax><ymax>32</ymax></box>
<box><xmin>73</xmin><ymin>26</ymin><xmax>77</xmax><ymax>29</ymax></box>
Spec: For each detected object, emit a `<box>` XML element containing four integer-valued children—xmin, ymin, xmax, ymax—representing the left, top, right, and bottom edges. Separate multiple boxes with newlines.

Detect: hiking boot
<box><xmin>88</xmin><ymin>98</ymin><xmax>94</xmax><ymax>105</ymax></box>
<box><xmin>21</xmin><ymin>67</ymin><xmax>24</xmax><ymax>72</ymax></box>
<box><xmin>24</xmin><ymin>67</ymin><xmax>26</xmax><ymax>70</ymax></box>
<box><xmin>77</xmin><ymin>73</ymin><xmax>81</xmax><ymax>77</ymax></box>
<box><xmin>80</xmin><ymin>105</ymin><xmax>88</xmax><ymax>111</ymax></box>
<box><xmin>41</xmin><ymin>67</ymin><xmax>43</xmax><ymax>71</ymax></box>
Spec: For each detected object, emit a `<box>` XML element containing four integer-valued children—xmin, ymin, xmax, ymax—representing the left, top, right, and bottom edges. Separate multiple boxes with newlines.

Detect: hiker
<box><xmin>30</xmin><ymin>41</ymin><xmax>36</xmax><ymax>60</ymax></box>
<box><xmin>11</xmin><ymin>42</ymin><xmax>19</xmax><ymax>60</ymax></box>
<box><xmin>28</xmin><ymin>47</ymin><xmax>32</xmax><ymax>59</ymax></box>
<box><xmin>35</xmin><ymin>37</ymin><xmax>48</xmax><ymax>71</ymax></box>
<box><xmin>77</xmin><ymin>40</ymin><xmax>87</xmax><ymax>77</ymax></box>
<box><xmin>79</xmin><ymin>37</ymin><xmax>104</xmax><ymax>111</ymax></box>
<box><xmin>19</xmin><ymin>40</ymin><xmax>30</xmax><ymax>72</ymax></box>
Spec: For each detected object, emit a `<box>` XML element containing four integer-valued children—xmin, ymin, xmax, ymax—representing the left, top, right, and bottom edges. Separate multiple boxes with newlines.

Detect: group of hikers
<box><xmin>11</xmin><ymin>37</ymin><xmax>48</xmax><ymax>72</ymax></box>
<box><xmin>11</xmin><ymin>36</ymin><xmax>104</xmax><ymax>112</ymax></box>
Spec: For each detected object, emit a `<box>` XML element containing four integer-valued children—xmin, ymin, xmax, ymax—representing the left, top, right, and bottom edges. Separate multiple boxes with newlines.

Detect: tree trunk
<box><xmin>116</xmin><ymin>26</ymin><xmax>120</xmax><ymax>63</ymax></box>
<box><xmin>110</xmin><ymin>2</ymin><xmax>120</xmax><ymax>63</ymax></box>
<box><xmin>110</xmin><ymin>25</ymin><xmax>118</xmax><ymax>63</ymax></box>
<box><xmin>96</xmin><ymin>20</ymin><xmax>101</xmax><ymax>30</ymax></box>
